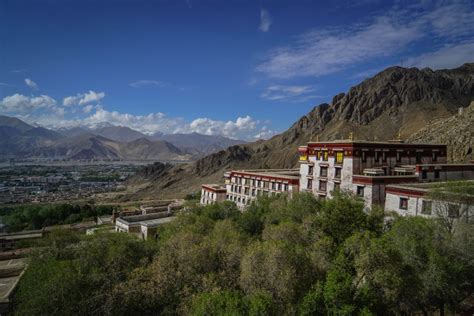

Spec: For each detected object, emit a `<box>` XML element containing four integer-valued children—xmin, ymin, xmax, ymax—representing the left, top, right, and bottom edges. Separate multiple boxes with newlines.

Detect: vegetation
<box><xmin>0</xmin><ymin>203</ymin><xmax>114</xmax><ymax>232</ymax></box>
<box><xmin>12</xmin><ymin>192</ymin><xmax>474</xmax><ymax>315</ymax></box>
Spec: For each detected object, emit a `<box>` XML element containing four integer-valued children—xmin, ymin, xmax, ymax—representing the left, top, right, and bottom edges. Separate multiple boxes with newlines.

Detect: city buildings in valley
<box><xmin>201</xmin><ymin>139</ymin><xmax>474</xmax><ymax>219</ymax></box>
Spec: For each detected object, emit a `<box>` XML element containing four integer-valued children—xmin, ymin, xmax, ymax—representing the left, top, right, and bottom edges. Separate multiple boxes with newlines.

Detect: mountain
<box><xmin>0</xmin><ymin>116</ymin><xmax>64</xmax><ymax>158</ymax></box>
<box><xmin>157</xmin><ymin>132</ymin><xmax>246</xmax><ymax>155</ymax></box>
<box><xmin>408</xmin><ymin>101</ymin><xmax>474</xmax><ymax>162</ymax></box>
<box><xmin>31</xmin><ymin>134</ymin><xmax>192</xmax><ymax>161</ymax></box>
<box><xmin>92</xmin><ymin>126</ymin><xmax>148</xmax><ymax>142</ymax></box>
<box><xmin>56</xmin><ymin>126</ymin><xmax>244</xmax><ymax>155</ymax></box>
<box><xmin>56</xmin><ymin>126</ymin><xmax>89</xmax><ymax>138</ymax></box>
<box><xmin>126</xmin><ymin>63</ymin><xmax>474</xmax><ymax>200</ymax></box>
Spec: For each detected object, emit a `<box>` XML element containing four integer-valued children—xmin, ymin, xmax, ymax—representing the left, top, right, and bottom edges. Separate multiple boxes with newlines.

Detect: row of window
<box><xmin>231</xmin><ymin>177</ymin><xmax>289</xmax><ymax>190</ymax></box>
<box><xmin>306</xmin><ymin>179</ymin><xmax>341</xmax><ymax>192</ymax></box>
<box><xmin>309</xmin><ymin>151</ymin><xmax>344</xmax><ymax>163</ymax></box>
<box><xmin>398</xmin><ymin>198</ymin><xmax>460</xmax><ymax>217</ymax></box>
<box><xmin>421</xmin><ymin>169</ymin><xmax>441</xmax><ymax>180</ymax></box>
<box><xmin>361</xmin><ymin>150</ymin><xmax>438</xmax><ymax>164</ymax></box>
<box><xmin>307</xmin><ymin>165</ymin><xmax>341</xmax><ymax>179</ymax></box>
<box><xmin>230</xmin><ymin>182</ymin><xmax>289</xmax><ymax>192</ymax></box>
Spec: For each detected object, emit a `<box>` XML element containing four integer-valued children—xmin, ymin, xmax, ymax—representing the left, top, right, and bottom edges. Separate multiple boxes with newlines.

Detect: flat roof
<box><xmin>231</xmin><ymin>169</ymin><xmax>300</xmax><ymax>180</ymax></box>
<box><xmin>387</xmin><ymin>180</ymin><xmax>474</xmax><ymax>192</ymax></box>
<box><xmin>305</xmin><ymin>140</ymin><xmax>445</xmax><ymax>146</ymax></box>
<box><xmin>202</xmin><ymin>184</ymin><xmax>226</xmax><ymax>192</ymax></box>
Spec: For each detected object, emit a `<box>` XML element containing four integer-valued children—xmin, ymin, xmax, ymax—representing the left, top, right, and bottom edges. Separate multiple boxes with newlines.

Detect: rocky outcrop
<box><xmin>408</xmin><ymin>101</ymin><xmax>474</xmax><ymax>162</ymax></box>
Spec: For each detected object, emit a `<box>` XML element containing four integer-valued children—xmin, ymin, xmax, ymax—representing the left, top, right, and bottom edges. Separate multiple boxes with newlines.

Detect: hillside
<box><xmin>126</xmin><ymin>63</ymin><xmax>474</xmax><ymax>200</ymax></box>
<box><xmin>408</xmin><ymin>101</ymin><xmax>474</xmax><ymax>162</ymax></box>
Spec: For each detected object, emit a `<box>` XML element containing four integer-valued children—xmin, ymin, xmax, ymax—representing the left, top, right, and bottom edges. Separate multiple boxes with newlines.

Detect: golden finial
<box><xmin>316</xmin><ymin>135</ymin><xmax>320</xmax><ymax>142</ymax></box>
<box><xmin>349</xmin><ymin>132</ymin><xmax>353</xmax><ymax>141</ymax></box>
<box><xmin>397</xmin><ymin>131</ymin><xmax>402</xmax><ymax>140</ymax></box>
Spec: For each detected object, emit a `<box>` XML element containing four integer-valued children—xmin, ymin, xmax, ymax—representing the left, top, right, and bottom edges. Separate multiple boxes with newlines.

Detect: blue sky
<box><xmin>1</xmin><ymin>0</ymin><xmax>473</xmax><ymax>140</ymax></box>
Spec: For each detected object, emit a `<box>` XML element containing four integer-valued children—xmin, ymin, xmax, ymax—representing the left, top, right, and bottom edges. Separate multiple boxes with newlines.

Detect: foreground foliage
<box><xmin>12</xmin><ymin>193</ymin><xmax>474</xmax><ymax>315</ymax></box>
<box><xmin>0</xmin><ymin>203</ymin><xmax>114</xmax><ymax>232</ymax></box>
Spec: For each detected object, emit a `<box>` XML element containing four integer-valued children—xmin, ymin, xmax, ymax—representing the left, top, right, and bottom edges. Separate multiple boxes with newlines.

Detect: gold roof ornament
<box><xmin>349</xmin><ymin>132</ymin><xmax>353</xmax><ymax>141</ymax></box>
<box><xmin>397</xmin><ymin>131</ymin><xmax>402</xmax><ymax>140</ymax></box>
<box><xmin>316</xmin><ymin>135</ymin><xmax>320</xmax><ymax>142</ymax></box>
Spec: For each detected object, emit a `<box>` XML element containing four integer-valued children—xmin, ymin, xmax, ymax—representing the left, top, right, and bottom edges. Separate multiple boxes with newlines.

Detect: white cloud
<box><xmin>259</xmin><ymin>8</ymin><xmax>272</xmax><ymax>32</ymax></box>
<box><xmin>256</xmin><ymin>1</ymin><xmax>474</xmax><ymax>79</ymax></box>
<box><xmin>260</xmin><ymin>85</ymin><xmax>319</xmax><ymax>102</ymax></box>
<box><xmin>187</xmin><ymin>115</ymin><xmax>258</xmax><ymax>139</ymax></box>
<box><xmin>129</xmin><ymin>80</ymin><xmax>166</xmax><ymax>88</ymax></box>
<box><xmin>0</xmin><ymin>94</ymin><xmax>56</xmax><ymax>113</ymax></box>
<box><xmin>83</xmin><ymin>104</ymin><xmax>95</xmax><ymax>113</ymax></box>
<box><xmin>63</xmin><ymin>90</ymin><xmax>105</xmax><ymax>106</ymax></box>
<box><xmin>254</xmin><ymin>126</ymin><xmax>278</xmax><ymax>140</ymax></box>
<box><xmin>0</xmin><ymin>91</ymin><xmax>273</xmax><ymax>140</ymax></box>
<box><xmin>404</xmin><ymin>42</ymin><xmax>474</xmax><ymax>70</ymax></box>
<box><xmin>24</xmin><ymin>78</ymin><xmax>38</xmax><ymax>90</ymax></box>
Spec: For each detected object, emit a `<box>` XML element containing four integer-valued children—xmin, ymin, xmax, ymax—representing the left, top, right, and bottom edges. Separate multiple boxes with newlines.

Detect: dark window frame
<box><xmin>399</xmin><ymin>198</ymin><xmax>408</xmax><ymax>210</ymax></box>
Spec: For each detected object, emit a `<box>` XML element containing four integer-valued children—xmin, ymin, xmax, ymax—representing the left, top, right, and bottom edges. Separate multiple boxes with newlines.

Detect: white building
<box><xmin>199</xmin><ymin>139</ymin><xmax>474</xmax><ymax>214</ymax></box>
<box><xmin>224</xmin><ymin>169</ymin><xmax>300</xmax><ymax>209</ymax></box>
<box><xmin>385</xmin><ymin>181</ymin><xmax>473</xmax><ymax>221</ymax></box>
<box><xmin>200</xmin><ymin>184</ymin><xmax>227</xmax><ymax>205</ymax></box>
<box><xmin>297</xmin><ymin>140</ymin><xmax>474</xmax><ymax>209</ymax></box>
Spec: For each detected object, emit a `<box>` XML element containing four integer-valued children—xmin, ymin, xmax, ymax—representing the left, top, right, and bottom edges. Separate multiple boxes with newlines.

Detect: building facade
<box><xmin>385</xmin><ymin>182</ymin><xmax>473</xmax><ymax>221</ymax></box>
<box><xmin>223</xmin><ymin>169</ymin><xmax>299</xmax><ymax>209</ymax></box>
<box><xmin>199</xmin><ymin>139</ymin><xmax>474</xmax><ymax>216</ymax></box>
<box><xmin>298</xmin><ymin>140</ymin><xmax>456</xmax><ymax>209</ymax></box>
<box><xmin>200</xmin><ymin>184</ymin><xmax>227</xmax><ymax>205</ymax></box>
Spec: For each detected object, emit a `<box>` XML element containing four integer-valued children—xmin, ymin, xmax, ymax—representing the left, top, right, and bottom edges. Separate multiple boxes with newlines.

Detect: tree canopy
<box><xmin>11</xmin><ymin>192</ymin><xmax>474</xmax><ymax>315</ymax></box>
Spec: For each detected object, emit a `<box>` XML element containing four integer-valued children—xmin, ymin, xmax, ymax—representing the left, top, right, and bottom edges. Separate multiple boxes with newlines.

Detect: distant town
<box><xmin>0</xmin><ymin>161</ymin><xmax>141</xmax><ymax>205</ymax></box>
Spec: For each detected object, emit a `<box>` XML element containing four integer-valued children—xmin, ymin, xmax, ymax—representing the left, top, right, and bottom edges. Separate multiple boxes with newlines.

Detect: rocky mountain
<box><xmin>157</xmin><ymin>132</ymin><xmax>246</xmax><ymax>155</ymax></box>
<box><xmin>126</xmin><ymin>63</ymin><xmax>474</xmax><ymax>200</ymax></box>
<box><xmin>31</xmin><ymin>134</ymin><xmax>192</xmax><ymax>161</ymax></box>
<box><xmin>0</xmin><ymin>115</ymin><xmax>64</xmax><ymax>158</ymax></box>
<box><xmin>57</xmin><ymin>126</ymin><xmax>244</xmax><ymax>155</ymax></box>
<box><xmin>92</xmin><ymin>126</ymin><xmax>148</xmax><ymax>143</ymax></box>
<box><xmin>408</xmin><ymin>101</ymin><xmax>474</xmax><ymax>162</ymax></box>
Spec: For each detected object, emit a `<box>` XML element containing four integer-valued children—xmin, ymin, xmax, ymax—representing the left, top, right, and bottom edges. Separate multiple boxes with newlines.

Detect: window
<box><xmin>252</xmin><ymin>189</ymin><xmax>256</xmax><ymax>196</ymax></box>
<box><xmin>308</xmin><ymin>165</ymin><xmax>314</xmax><ymax>176</ymax></box>
<box><xmin>375</xmin><ymin>151</ymin><xmax>381</xmax><ymax>162</ymax></box>
<box><xmin>244</xmin><ymin>187</ymin><xmax>249</xmax><ymax>195</ymax></box>
<box><xmin>335</xmin><ymin>167</ymin><xmax>342</xmax><ymax>179</ymax></box>
<box><xmin>320</xmin><ymin>167</ymin><xmax>328</xmax><ymax>177</ymax></box>
<box><xmin>323</xmin><ymin>151</ymin><xmax>328</xmax><ymax>161</ymax></box>
<box><xmin>399</xmin><ymin>198</ymin><xmax>408</xmax><ymax>210</ymax></box>
<box><xmin>422</xmin><ymin>170</ymin><xmax>427</xmax><ymax>180</ymax></box>
<box><xmin>356</xmin><ymin>186</ymin><xmax>364</xmax><ymax>197</ymax></box>
<box><xmin>319</xmin><ymin>180</ymin><xmax>327</xmax><ymax>192</ymax></box>
<box><xmin>382</xmin><ymin>151</ymin><xmax>387</xmax><ymax>163</ymax></box>
<box><xmin>434</xmin><ymin>169</ymin><xmax>440</xmax><ymax>179</ymax></box>
<box><xmin>421</xmin><ymin>200</ymin><xmax>432</xmax><ymax>215</ymax></box>
<box><xmin>416</xmin><ymin>152</ymin><xmax>422</xmax><ymax>164</ymax></box>
<box><xmin>448</xmin><ymin>204</ymin><xmax>460</xmax><ymax>218</ymax></box>
<box><xmin>336</xmin><ymin>152</ymin><xmax>344</xmax><ymax>164</ymax></box>
<box><xmin>396</xmin><ymin>151</ymin><xmax>402</xmax><ymax>163</ymax></box>
<box><xmin>333</xmin><ymin>182</ymin><xmax>340</xmax><ymax>192</ymax></box>
<box><xmin>307</xmin><ymin>180</ymin><xmax>312</xmax><ymax>190</ymax></box>
<box><xmin>432</xmin><ymin>151</ymin><xmax>438</xmax><ymax>162</ymax></box>
<box><xmin>362</xmin><ymin>151</ymin><xmax>367</xmax><ymax>163</ymax></box>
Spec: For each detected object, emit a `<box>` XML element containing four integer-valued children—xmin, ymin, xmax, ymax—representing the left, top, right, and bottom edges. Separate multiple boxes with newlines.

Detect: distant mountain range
<box><xmin>126</xmin><ymin>63</ymin><xmax>474</xmax><ymax>200</ymax></box>
<box><xmin>0</xmin><ymin>116</ymin><xmax>246</xmax><ymax>161</ymax></box>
